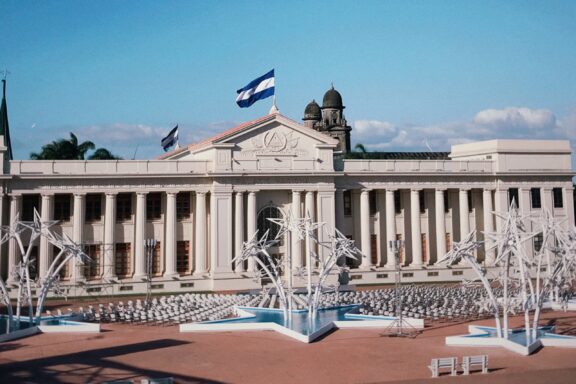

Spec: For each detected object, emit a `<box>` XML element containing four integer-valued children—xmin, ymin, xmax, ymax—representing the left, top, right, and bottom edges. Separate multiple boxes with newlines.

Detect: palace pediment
<box><xmin>159</xmin><ymin>113</ymin><xmax>338</xmax><ymax>172</ymax></box>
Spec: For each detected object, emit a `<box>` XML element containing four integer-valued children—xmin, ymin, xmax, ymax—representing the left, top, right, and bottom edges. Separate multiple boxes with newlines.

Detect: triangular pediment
<box><xmin>160</xmin><ymin>113</ymin><xmax>338</xmax><ymax>161</ymax></box>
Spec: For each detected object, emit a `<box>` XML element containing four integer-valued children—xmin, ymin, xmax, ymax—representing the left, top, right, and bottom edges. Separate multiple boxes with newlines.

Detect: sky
<box><xmin>2</xmin><ymin>0</ymin><xmax>576</xmax><ymax>160</ymax></box>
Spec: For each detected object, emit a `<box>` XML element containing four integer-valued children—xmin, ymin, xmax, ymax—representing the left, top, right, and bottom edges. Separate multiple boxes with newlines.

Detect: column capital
<box><xmin>360</xmin><ymin>188</ymin><xmax>372</xmax><ymax>193</ymax></box>
<box><xmin>41</xmin><ymin>193</ymin><xmax>54</xmax><ymax>198</ymax></box>
<box><xmin>9</xmin><ymin>193</ymin><xmax>22</xmax><ymax>199</ymax></box>
<box><xmin>459</xmin><ymin>188</ymin><xmax>471</xmax><ymax>193</ymax></box>
<box><xmin>435</xmin><ymin>188</ymin><xmax>447</xmax><ymax>192</ymax></box>
<box><xmin>411</xmin><ymin>188</ymin><xmax>422</xmax><ymax>193</ymax></box>
<box><xmin>136</xmin><ymin>191</ymin><xmax>148</xmax><ymax>197</ymax></box>
<box><xmin>73</xmin><ymin>192</ymin><xmax>87</xmax><ymax>198</ymax></box>
<box><xmin>483</xmin><ymin>187</ymin><xmax>495</xmax><ymax>192</ymax></box>
<box><xmin>165</xmin><ymin>190</ymin><xmax>179</xmax><ymax>196</ymax></box>
<box><xmin>105</xmin><ymin>192</ymin><xmax>118</xmax><ymax>197</ymax></box>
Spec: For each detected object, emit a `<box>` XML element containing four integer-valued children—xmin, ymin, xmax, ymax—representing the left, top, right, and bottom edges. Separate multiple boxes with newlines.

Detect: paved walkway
<box><xmin>1</xmin><ymin>310</ymin><xmax>575</xmax><ymax>383</ymax></box>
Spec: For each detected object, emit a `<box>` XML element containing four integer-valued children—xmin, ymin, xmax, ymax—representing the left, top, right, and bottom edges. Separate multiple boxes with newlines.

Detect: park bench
<box><xmin>428</xmin><ymin>357</ymin><xmax>457</xmax><ymax>377</ymax></box>
<box><xmin>462</xmin><ymin>355</ymin><xmax>488</xmax><ymax>375</ymax></box>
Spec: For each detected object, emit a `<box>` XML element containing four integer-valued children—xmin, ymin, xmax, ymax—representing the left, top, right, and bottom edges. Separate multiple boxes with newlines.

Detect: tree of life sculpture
<box><xmin>438</xmin><ymin>201</ymin><xmax>576</xmax><ymax>345</ymax></box>
<box><xmin>233</xmin><ymin>212</ymin><xmax>360</xmax><ymax>321</ymax></box>
<box><xmin>0</xmin><ymin>209</ymin><xmax>89</xmax><ymax>330</ymax></box>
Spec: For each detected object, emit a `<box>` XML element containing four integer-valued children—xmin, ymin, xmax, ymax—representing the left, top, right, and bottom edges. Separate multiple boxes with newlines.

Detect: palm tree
<box><xmin>354</xmin><ymin>143</ymin><xmax>367</xmax><ymax>153</ymax></box>
<box><xmin>88</xmin><ymin>148</ymin><xmax>122</xmax><ymax>160</ymax></box>
<box><xmin>30</xmin><ymin>132</ymin><xmax>121</xmax><ymax>160</ymax></box>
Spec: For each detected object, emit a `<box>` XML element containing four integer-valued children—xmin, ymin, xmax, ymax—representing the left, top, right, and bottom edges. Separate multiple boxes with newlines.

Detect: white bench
<box><xmin>428</xmin><ymin>357</ymin><xmax>457</xmax><ymax>377</ymax></box>
<box><xmin>462</xmin><ymin>355</ymin><xmax>488</xmax><ymax>375</ymax></box>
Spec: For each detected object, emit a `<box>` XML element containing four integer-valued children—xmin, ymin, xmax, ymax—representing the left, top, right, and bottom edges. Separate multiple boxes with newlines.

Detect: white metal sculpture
<box><xmin>0</xmin><ymin>209</ymin><xmax>89</xmax><ymax>330</ymax></box>
<box><xmin>438</xmin><ymin>201</ymin><xmax>576</xmax><ymax>345</ymax></box>
<box><xmin>232</xmin><ymin>212</ymin><xmax>360</xmax><ymax>321</ymax></box>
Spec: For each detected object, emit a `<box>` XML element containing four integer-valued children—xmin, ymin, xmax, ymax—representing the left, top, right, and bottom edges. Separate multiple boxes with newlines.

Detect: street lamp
<box><xmin>144</xmin><ymin>238</ymin><xmax>157</xmax><ymax>307</ymax></box>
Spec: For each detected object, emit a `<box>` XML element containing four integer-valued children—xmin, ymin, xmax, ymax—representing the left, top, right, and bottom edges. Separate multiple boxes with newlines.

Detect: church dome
<box><xmin>303</xmin><ymin>99</ymin><xmax>321</xmax><ymax>121</ymax></box>
<box><xmin>322</xmin><ymin>86</ymin><xmax>344</xmax><ymax>109</ymax></box>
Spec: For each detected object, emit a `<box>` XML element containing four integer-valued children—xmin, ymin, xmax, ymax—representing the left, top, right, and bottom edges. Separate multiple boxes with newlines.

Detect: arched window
<box><xmin>257</xmin><ymin>206</ymin><xmax>283</xmax><ymax>241</ymax></box>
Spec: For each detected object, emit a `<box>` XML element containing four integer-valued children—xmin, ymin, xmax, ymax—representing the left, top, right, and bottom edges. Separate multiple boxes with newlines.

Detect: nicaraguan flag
<box><xmin>161</xmin><ymin>125</ymin><xmax>179</xmax><ymax>151</ymax></box>
<box><xmin>236</xmin><ymin>69</ymin><xmax>275</xmax><ymax>108</ymax></box>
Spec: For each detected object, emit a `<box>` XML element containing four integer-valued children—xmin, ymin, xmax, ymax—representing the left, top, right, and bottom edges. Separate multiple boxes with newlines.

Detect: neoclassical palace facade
<box><xmin>0</xmin><ymin>87</ymin><xmax>574</xmax><ymax>296</ymax></box>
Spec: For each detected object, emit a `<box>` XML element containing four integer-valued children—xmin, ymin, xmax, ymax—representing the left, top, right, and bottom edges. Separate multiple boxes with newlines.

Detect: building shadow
<box><xmin>0</xmin><ymin>338</ymin><xmax>225</xmax><ymax>384</ymax></box>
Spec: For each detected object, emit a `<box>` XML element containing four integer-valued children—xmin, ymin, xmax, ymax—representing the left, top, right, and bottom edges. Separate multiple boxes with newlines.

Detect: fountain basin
<box><xmin>0</xmin><ymin>315</ymin><xmax>100</xmax><ymax>342</ymax></box>
<box><xmin>180</xmin><ymin>305</ymin><xmax>424</xmax><ymax>343</ymax></box>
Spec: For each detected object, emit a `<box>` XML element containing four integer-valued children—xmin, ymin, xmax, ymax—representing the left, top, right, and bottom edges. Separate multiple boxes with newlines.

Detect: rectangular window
<box><xmin>147</xmin><ymin>193</ymin><xmax>162</xmax><ymax>220</ymax></box>
<box><xmin>25</xmin><ymin>246</ymin><xmax>38</xmax><ymax>280</ymax></box>
<box><xmin>396</xmin><ymin>234</ymin><xmax>404</xmax><ymax>264</ymax></box>
<box><xmin>371</xmin><ymin>234</ymin><xmax>378</xmax><ymax>265</ymax></box>
<box><xmin>553</xmin><ymin>188</ymin><xmax>564</xmax><ymax>208</ymax></box>
<box><xmin>116</xmin><ymin>193</ymin><xmax>132</xmax><ymax>221</ymax></box>
<box><xmin>177</xmin><ymin>241</ymin><xmax>190</xmax><ymax>274</ymax></box>
<box><xmin>452</xmin><ymin>270</ymin><xmax>463</xmax><ymax>276</ymax></box>
<box><xmin>115</xmin><ymin>243</ymin><xmax>132</xmax><ymax>277</ymax></box>
<box><xmin>531</xmin><ymin>188</ymin><xmax>542</xmax><ymax>209</ymax></box>
<box><xmin>343</xmin><ymin>190</ymin><xmax>352</xmax><ymax>216</ymax></box>
<box><xmin>419</xmin><ymin>190</ymin><xmax>425</xmax><ymax>213</ymax></box>
<box><xmin>427</xmin><ymin>271</ymin><xmax>439</xmax><ymax>277</ymax></box>
<box><xmin>443</xmin><ymin>191</ymin><xmax>449</xmax><ymax>213</ymax></box>
<box><xmin>468</xmin><ymin>190</ymin><xmax>473</xmax><ymax>212</ymax></box>
<box><xmin>508</xmin><ymin>188</ymin><xmax>519</xmax><ymax>206</ymax></box>
<box><xmin>369</xmin><ymin>190</ymin><xmax>377</xmax><ymax>215</ymax></box>
<box><xmin>421</xmin><ymin>233</ymin><xmax>427</xmax><ymax>264</ymax></box>
<box><xmin>534</xmin><ymin>232</ymin><xmax>544</xmax><ymax>252</ymax></box>
<box><xmin>177</xmin><ymin>192</ymin><xmax>191</xmax><ymax>220</ymax></box>
<box><xmin>55</xmin><ymin>245</ymin><xmax>69</xmax><ymax>279</ymax></box>
<box><xmin>149</xmin><ymin>241</ymin><xmax>162</xmax><ymax>276</ymax></box>
<box><xmin>85</xmin><ymin>194</ymin><xmax>102</xmax><ymax>222</ymax></box>
<box><xmin>402</xmin><ymin>272</ymin><xmax>414</xmax><ymax>278</ymax></box>
<box><xmin>445</xmin><ymin>233</ymin><xmax>452</xmax><ymax>252</ymax></box>
<box><xmin>85</xmin><ymin>244</ymin><xmax>101</xmax><ymax>279</ymax></box>
<box><xmin>54</xmin><ymin>194</ymin><xmax>71</xmax><ymax>221</ymax></box>
<box><xmin>376</xmin><ymin>273</ymin><xmax>388</xmax><ymax>279</ymax></box>
<box><xmin>394</xmin><ymin>190</ymin><xmax>401</xmax><ymax>214</ymax></box>
<box><xmin>22</xmin><ymin>195</ymin><xmax>40</xmax><ymax>221</ymax></box>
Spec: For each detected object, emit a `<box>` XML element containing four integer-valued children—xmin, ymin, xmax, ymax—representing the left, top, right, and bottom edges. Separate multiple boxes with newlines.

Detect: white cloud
<box><xmin>353</xmin><ymin>106</ymin><xmax>569</xmax><ymax>153</ymax></box>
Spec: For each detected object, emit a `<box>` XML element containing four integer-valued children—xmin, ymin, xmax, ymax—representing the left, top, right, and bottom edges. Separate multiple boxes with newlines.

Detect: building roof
<box><xmin>322</xmin><ymin>86</ymin><xmax>344</xmax><ymax>109</ymax></box>
<box><xmin>0</xmin><ymin>79</ymin><xmax>13</xmax><ymax>160</ymax></box>
<box><xmin>344</xmin><ymin>151</ymin><xmax>450</xmax><ymax>160</ymax></box>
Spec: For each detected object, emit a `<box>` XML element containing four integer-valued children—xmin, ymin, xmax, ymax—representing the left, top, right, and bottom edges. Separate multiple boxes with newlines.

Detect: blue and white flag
<box><xmin>161</xmin><ymin>125</ymin><xmax>179</xmax><ymax>151</ymax></box>
<box><xmin>236</xmin><ymin>69</ymin><xmax>275</xmax><ymax>108</ymax></box>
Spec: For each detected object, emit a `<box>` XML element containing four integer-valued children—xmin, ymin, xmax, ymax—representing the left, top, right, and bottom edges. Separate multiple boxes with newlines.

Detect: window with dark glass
<box><xmin>443</xmin><ymin>191</ymin><xmax>449</xmax><ymax>213</ymax></box>
<box><xmin>22</xmin><ymin>195</ymin><xmax>40</xmax><ymax>221</ymax></box>
<box><xmin>56</xmin><ymin>245</ymin><xmax>68</xmax><ymax>279</ymax></box>
<box><xmin>54</xmin><ymin>194</ymin><xmax>71</xmax><ymax>221</ymax></box>
<box><xmin>85</xmin><ymin>194</ymin><xmax>102</xmax><ymax>222</ymax></box>
<box><xmin>150</xmin><ymin>241</ymin><xmax>162</xmax><ymax>275</ymax></box>
<box><xmin>177</xmin><ymin>192</ymin><xmax>191</xmax><ymax>220</ymax></box>
<box><xmin>553</xmin><ymin>188</ymin><xmax>564</xmax><ymax>208</ymax></box>
<box><xmin>394</xmin><ymin>190</ymin><xmax>401</xmax><ymax>214</ymax></box>
<box><xmin>508</xmin><ymin>188</ymin><xmax>519</xmax><ymax>206</ymax></box>
<box><xmin>533</xmin><ymin>233</ymin><xmax>544</xmax><ymax>252</ymax></box>
<box><xmin>343</xmin><ymin>191</ymin><xmax>352</xmax><ymax>216</ymax></box>
<box><xmin>468</xmin><ymin>190</ymin><xmax>473</xmax><ymax>212</ymax></box>
<box><xmin>177</xmin><ymin>241</ymin><xmax>190</xmax><ymax>274</ymax></box>
<box><xmin>115</xmin><ymin>243</ymin><xmax>131</xmax><ymax>277</ymax></box>
<box><xmin>85</xmin><ymin>244</ymin><xmax>101</xmax><ymax>279</ymax></box>
<box><xmin>419</xmin><ymin>190</ymin><xmax>425</xmax><ymax>213</ymax></box>
<box><xmin>369</xmin><ymin>190</ymin><xmax>377</xmax><ymax>215</ymax></box>
<box><xmin>531</xmin><ymin>188</ymin><xmax>542</xmax><ymax>209</ymax></box>
<box><xmin>147</xmin><ymin>193</ymin><xmax>162</xmax><ymax>220</ymax></box>
<box><xmin>116</xmin><ymin>193</ymin><xmax>132</xmax><ymax>221</ymax></box>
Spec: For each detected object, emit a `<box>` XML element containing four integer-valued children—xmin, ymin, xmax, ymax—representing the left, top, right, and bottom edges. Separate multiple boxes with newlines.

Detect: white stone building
<box><xmin>0</xmin><ymin>85</ymin><xmax>573</xmax><ymax>296</ymax></box>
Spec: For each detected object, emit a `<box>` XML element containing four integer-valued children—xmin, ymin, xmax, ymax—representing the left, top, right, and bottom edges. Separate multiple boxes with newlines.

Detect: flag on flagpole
<box><xmin>236</xmin><ymin>69</ymin><xmax>275</xmax><ymax>108</ymax></box>
<box><xmin>161</xmin><ymin>125</ymin><xmax>179</xmax><ymax>151</ymax></box>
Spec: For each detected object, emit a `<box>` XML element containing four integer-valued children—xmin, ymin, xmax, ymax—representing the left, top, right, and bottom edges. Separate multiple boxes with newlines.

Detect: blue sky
<box><xmin>2</xmin><ymin>1</ymin><xmax>576</xmax><ymax>159</ymax></box>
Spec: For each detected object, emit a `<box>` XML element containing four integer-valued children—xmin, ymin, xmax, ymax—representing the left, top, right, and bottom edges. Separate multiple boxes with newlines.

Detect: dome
<box><xmin>322</xmin><ymin>86</ymin><xmax>344</xmax><ymax>109</ymax></box>
<box><xmin>303</xmin><ymin>99</ymin><xmax>321</xmax><ymax>121</ymax></box>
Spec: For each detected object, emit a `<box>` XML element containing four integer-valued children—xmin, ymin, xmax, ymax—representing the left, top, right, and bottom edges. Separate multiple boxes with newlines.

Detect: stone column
<box><xmin>542</xmin><ymin>188</ymin><xmax>553</xmax><ymax>212</ymax></box>
<box><xmin>305</xmin><ymin>191</ymin><xmax>315</xmax><ymax>221</ymax></box>
<box><xmin>7</xmin><ymin>194</ymin><xmax>21</xmax><ymax>283</ymax></box>
<box><xmin>247</xmin><ymin>191</ymin><xmax>257</xmax><ymax>272</ymax></box>
<box><xmin>385</xmin><ymin>190</ymin><xmax>397</xmax><ymax>268</ymax></box>
<box><xmin>565</xmin><ymin>186</ymin><xmax>575</xmax><ymax>228</ymax></box>
<box><xmin>376</xmin><ymin>190</ymin><xmax>386</xmax><ymax>267</ymax></box>
<box><xmin>494</xmin><ymin>188</ymin><xmax>508</xmax><ymax>233</ymax></box>
<box><xmin>335</xmin><ymin>189</ymin><xmax>345</xmax><ymax>232</ymax></box>
<box><xmin>435</xmin><ymin>189</ymin><xmax>447</xmax><ymax>262</ymax></box>
<box><xmin>194</xmin><ymin>191</ymin><xmax>207</xmax><ymax>274</ymax></box>
<box><xmin>164</xmin><ymin>191</ymin><xmax>178</xmax><ymax>277</ymax></box>
<box><xmin>360</xmin><ymin>189</ymin><xmax>372</xmax><ymax>268</ymax></box>
<box><xmin>133</xmin><ymin>192</ymin><xmax>147</xmax><ymax>279</ymax></box>
<box><xmin>103</xmin><ymin>193</ymin><xmax>117</xmax><ymax>280</ymax></box>
<box><xmin>292</xmin><ymin>190</ymin><xmax>302</xmax><ymax>268</ymax></box>
<box><xmin>234</xmin><ymin>191</ymin><xmax>245</xmax><ymax>273</ymax></box>
<box><xmin>317</xmin><ymin>188</ymin><xmax>336</xmax><ymax>263</ymax></box>
<box><xmin>72</xmin><ymin>193</ymin><xmax>86</xmax><ymax>282</ymax></box>
<box><xmin>39</xmin><ymin>194</ymin><xmax>54</xmax><ymax>280</ymax></box>
<box><xmin>210</xmin><ymin>190</ymin><xmax>233</xmax><ymax>274</ymax></box>
<box><xmin>459</xmin><ymin>189</ymin><xmax>470</xmax><ymax>240</ymax></box>
<box><xmin>483</xmin><ymin>189</ymin><xmax>495</xmax><ymax>265</ymax></box>
<box><xmin>410</xmin><ymin>189</ymin><xmax>423</xmax><ymax>267</ymax></box>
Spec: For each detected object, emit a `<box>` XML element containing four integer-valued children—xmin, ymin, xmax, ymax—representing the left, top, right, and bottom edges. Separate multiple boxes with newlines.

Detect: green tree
<box><xmin>30</xmin><ymin>132</ymin><xmax>121</xmax><ymax>160</ymax></box>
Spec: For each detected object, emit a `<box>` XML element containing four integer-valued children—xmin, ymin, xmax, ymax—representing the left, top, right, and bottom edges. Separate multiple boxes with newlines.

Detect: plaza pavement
<box><xmin>1</xmin><ymin>304</ymin><xmax>576</xmax><ymax>383</ymax></box>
